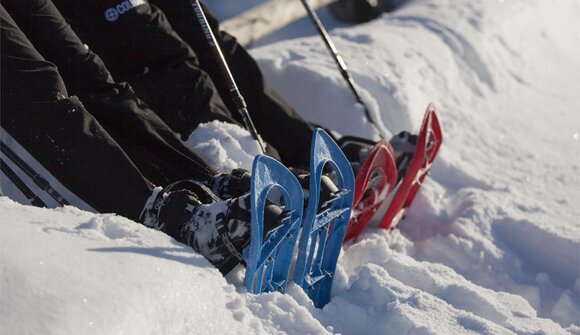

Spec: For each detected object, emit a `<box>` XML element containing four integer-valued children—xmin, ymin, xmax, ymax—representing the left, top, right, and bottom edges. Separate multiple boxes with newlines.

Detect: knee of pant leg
<box><xmin>1</xmin><ymin>11</ymin><xmax>68</xmax><ymax>101</ymax></box>
<box><xmin>129</xmin><ymin>61</ymin><xmax>237</xmax><ymax>138</ymax></box>
<box><xmin>58</xmin><ymin>50</ymin><xmax>116</xmax><ymax>97</ymax></box>
<box><xmin>1</xmin><ymin>58</ymin><xmax>68</xmax><ymax>103</ymax></box>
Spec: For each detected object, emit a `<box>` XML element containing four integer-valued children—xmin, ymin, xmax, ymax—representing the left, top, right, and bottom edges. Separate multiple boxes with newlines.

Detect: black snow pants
<box><xmin>1</xmin><ymin>1</ymin><xmax>216</xmax><ymax>220</ymax></box>
<box><xmin>52</xmin><ymin>0</ymin><xmax>315</xmax><ymax>168</ymax></box>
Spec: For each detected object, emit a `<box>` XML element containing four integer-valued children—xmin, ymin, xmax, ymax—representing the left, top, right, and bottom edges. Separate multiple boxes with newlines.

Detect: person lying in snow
<box><xmin>1</xmin><ymin>0</ymin><xmax>417</xmax><ymax>273</ymax></box>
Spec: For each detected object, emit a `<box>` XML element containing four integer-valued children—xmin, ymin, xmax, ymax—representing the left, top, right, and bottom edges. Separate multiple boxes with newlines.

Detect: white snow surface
<box><xmin>2</xmin><ymin>0</ymin><xmax>580</xmax><ymax>334</ymax></box>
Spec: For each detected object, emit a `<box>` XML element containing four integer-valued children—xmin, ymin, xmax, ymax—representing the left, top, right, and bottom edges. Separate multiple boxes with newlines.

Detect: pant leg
<box><xmin>3</xmin><ymin>0</ymin><xmax>218</xmax><ymax>186</ymax></box>
<box><xmin>50</xmin><ymin>0</ymin><xmax>240</xmax><ymax>140</ymax></box>
<box><xmin>1</xmin><ymin>4</ymin><xmax>151</xmax><ymax>220</ymax></box>
<box><xmin>150</xmin><ymin>0</ymin><xmax>315</xmax><ymax>167</ymax></box>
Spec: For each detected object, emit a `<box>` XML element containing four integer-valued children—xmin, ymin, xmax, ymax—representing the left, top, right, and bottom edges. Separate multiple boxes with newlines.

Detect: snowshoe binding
<box><xmin>244</xmin><ymin>129</ymin><xmax>354</xmax><ymax>308</ymax></box>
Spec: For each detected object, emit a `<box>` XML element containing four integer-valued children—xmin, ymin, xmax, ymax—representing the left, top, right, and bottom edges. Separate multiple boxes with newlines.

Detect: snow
<box><xmin>2</xmin><ymin>0</ymin><xmax>579</xmax><ymax>334</ymax></box>
<box><xmin>186</xmin><ymin>120</ymin><xmax>263</xmax><ymax>173</ymax></box>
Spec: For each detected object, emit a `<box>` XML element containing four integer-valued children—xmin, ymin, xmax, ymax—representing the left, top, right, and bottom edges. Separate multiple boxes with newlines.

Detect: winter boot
<box><xmin>338</xmin><ymin>136</ymin><xmax>376</xmax><ymax>175</ymax></box>
<box><xmin>140</xmin><ymin>181</ymin><xmax>284</xmax><ymax>275</ymax></box>
<box><xmin>207</xmin><ymin>168</ymin><xmax>252</xmax><ymax>200</ymax></box>
<box><xmin>338</xmin><ymin>133</ymin><xmax>417</xmax><ymax>182</ymax></box>
<box><xmin>389</xmin><ymin>131</ymin><xmax>417</xmax><ymax>181</ymax></box>
<box><xmin>289</xmin><ymin>167</ymin><xmax>340</xmax><ymax>213</ymax></box>
<box><xmin>209</xmin><ymin>167</ymin><xmax>341</xmax><ymax>214</ymax></box>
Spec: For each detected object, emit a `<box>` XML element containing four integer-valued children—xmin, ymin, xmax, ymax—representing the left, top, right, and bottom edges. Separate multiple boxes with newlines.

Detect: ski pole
<box><xmin>189</xmin><ymin>0</ymin><xmax>267</xmax><ymax>154</ymax></box>
<box><xmin>0</xmin><ymin>158</ymin><xmax>47</xmax><ymax>207</ymax></box>
<box><xmin>299</xmin><ymin>0</ymin><xmax>385</xmax><ymax>138</ymax></box>
<box><xmin>1</xmin><ymin>140</ymin><xmax>69</xmax><ymax>206</ymax></box>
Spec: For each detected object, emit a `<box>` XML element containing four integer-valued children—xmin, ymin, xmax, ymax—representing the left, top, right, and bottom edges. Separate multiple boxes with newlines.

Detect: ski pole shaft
<box><xmin>299</xmin><ymin>0</ymin><xmax>384</xmax><ymax>138</ymax></box>
<box><xmin>1</xmin><ymin>140</ymin><xmax>69</xmax><ymax>206</ymax></box>
<box><xmin>189</xmin><ymin>0</ymin><xmax>267</xmax><ymax>154</ymax></box>
<box><xmin>0</xmin><ymin>158</ymin><xmax>47</xmax><ymax>207</ymax></box>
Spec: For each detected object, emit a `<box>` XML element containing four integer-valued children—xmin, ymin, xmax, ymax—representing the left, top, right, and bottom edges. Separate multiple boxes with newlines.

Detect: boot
<box><xmin>389</xmin><ymin>131</ymin><xmax>417</xmax><ymax>181</ymax></box>
<box><xmin>207</xmin><ymin>168</ymin><xmax>252</xmax><ymax>199</ymax></box>
<box><xmin>140</xmin><ymin>181</ymin><xmax>283</xmax><ymax>274</ymax></box>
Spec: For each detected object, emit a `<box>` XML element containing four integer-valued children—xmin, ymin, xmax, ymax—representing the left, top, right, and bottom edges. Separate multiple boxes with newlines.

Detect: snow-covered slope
<box><xmin>1</xmin><ymin>0</ymin><xmax>579</xmax><ymax>334</ymax></box>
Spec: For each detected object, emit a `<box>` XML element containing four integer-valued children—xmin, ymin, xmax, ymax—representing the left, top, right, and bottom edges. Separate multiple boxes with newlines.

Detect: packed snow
<box><xmin>1</xmin><ymin>0</ymin><xmax>579</xmax><ymax>334</ymax></box>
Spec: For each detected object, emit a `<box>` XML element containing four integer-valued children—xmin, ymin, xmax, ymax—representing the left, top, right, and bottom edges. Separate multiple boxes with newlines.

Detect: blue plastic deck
<box><xmin>294</xmin><ymin>129</ymin><xmax>355</xmax><ymax>308</ymax></box>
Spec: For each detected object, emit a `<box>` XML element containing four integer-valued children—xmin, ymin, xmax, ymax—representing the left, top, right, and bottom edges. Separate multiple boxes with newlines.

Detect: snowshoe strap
<box><xmin>163</xmin><ymin>179</ymin><xmax>219</xmax><ymax>204</ymax></box>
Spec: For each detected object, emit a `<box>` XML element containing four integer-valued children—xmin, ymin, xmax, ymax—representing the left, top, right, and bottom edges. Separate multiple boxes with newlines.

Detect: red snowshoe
<box><xmin>380</xmin><ymin>104</ymin><xmax>443</xmax><ymax>230</ymax></box>
<box><xmin>343</xmin><ymin>139</ymin><xmax>397</xmax><ymax>242</ymax></box>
